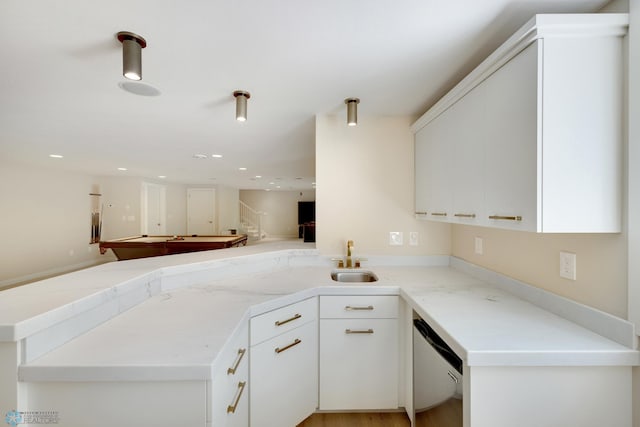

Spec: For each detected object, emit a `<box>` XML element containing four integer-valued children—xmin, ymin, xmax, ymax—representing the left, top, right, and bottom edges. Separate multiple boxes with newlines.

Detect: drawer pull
<box><xmin>275</xmin><ymin>338</ymin><xmax>302</xmax><ymax>354</ymax></box>
<box><xmin>227</xmin><ymin>348</ymin><xmax>247</xmax><ymax>375</ymax></box>
<box><xmin>431</xmin><ymin>212</ymin><xmax>447</xmax><ymax>217</ymax></box>
<box><xmin>345</xmin><ymin>328</ymin><xmax>374</xmax><ymax>334</ymax></box>
<box><xmin>227</xmin><ymin>381</ymin><xmax>247</xmax><ymax>414</ymax></box>
<box><xmin>454</xmin><ymin>213</ymin><xmax>476</xmax><ymax>218</ymax></box>
<box><xmin>447</xmin><ymin>370</ymin><xmax>459</xmax><ymax>384</ymax></box>
<box><xmin>345</xmin><ymin>305</ymin><xmax>374</xmax><ymax>311</ymax></box>
<box><xmin>275</xmin><ymin>313</ymin><xmax>302</xmax><ymax>326</ymax></box>
<box><xmin>415</xmin><ymin>211</ymin><xmax>428</xmax><ymax>215</ymax></box>
<box><xmin>489</xmin><ymin>215</ymin><xmax>522</xmax><ymax>221</ymax></box>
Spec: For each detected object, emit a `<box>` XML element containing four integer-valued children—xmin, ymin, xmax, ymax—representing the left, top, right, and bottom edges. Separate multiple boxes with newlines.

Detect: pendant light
<box><xmin>345</xmin><ymin>98</ymin><xmax>360</xmax><ymax>126</ymax></box>
<box><xmin>233</xmin><ymin>91</ymin><xmax>251</xmax><ymax>122</ymax></box>
<box><xmin>116</xmin><ymin>31</ymin><xmax>147</xmax><ymax>81</ymax></box>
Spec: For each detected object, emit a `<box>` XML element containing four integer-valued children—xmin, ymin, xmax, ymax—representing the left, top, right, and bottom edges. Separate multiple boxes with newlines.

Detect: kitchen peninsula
<box><xmin>0</xmin><ymin>242</ymin><xmax>637</xmax><ymax>427</ymax></box>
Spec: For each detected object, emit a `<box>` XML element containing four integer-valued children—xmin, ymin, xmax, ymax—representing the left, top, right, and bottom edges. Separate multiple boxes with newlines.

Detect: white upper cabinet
<box><xmin>413</xmin><ymin>14</ymin><xmax>628</xmax><ymax>233</ymax></box>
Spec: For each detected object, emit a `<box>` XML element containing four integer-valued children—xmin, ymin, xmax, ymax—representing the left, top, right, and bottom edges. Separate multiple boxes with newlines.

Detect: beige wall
<box><xmin>315</xmin><ymin>115</ymin><xmax>451</xmax><ymax>256</ymax></box>
<box><xmin>452</xmin><ymin>226</ymin><xmax>627</xmax><ymax>317</ymax></box>
<box><xmin>0</xmin><ymin>162</ymin><xmax>105</xmax><ymax>287</ymax></box>
<box><xmin>240</xmin><ymin>189</ymin><xmax>315</xmax><ymax>238</ymax></box>
<box><xmin>217</xmin><ymin>185</ymin><xmax>240</xmax><ymax>234</ymax></box>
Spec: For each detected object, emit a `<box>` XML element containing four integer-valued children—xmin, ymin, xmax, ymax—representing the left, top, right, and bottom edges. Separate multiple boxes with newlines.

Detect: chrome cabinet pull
<box><xmin>275</xmin><ymin>313</ymin><xmax>302</xmax><ymax>326</ymax></box>
<box><xmin>227</xmin><ymin>348</ymin><xmax>247</xmax><ymax>375</ymax></box>
<box><xmin>345</xmin><ymin>328</ymin><xmax>374</xmax><ymax>334</ymax></box>
<box><xmin>275</xmin><ymin>338</ymin><xmax>302</xmax><ymax>354</ymax></box>
<box><xmin>489</xmin><ymin>215</ymin><xmax>522</xmax><ymax>221</ymax></box>
<box><xmin>227</xmin><ymin>381</ymin><xmax>247</xmax><ymax>413</ymax></box>
<box><xmin>415</xmin><ymin>211</ymin><xmax>428</xmax><ymax>215</ymax></box>
<box><xmin>447</xmin><ymin>370</ymin><xmax>459</xmax><ymax>384</ymax></box>
<box><xmin>431</xmin><ymin>212</ymin><xmax>447</xmax><ymax>217</ymax></box>
<box><xmin>345</xmin><ymin>305</ymin><xmax>374</xmax><ymax>311</ymax></box>
<box><xmin>454</xmin><ymin>213</ymin><xmax>476</xmax><ymax>218</ymax></box>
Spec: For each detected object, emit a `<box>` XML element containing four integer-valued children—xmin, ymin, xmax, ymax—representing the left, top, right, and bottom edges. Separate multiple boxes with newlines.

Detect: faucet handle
<box><xmin>331</xmin><ymin>258</ymin><xmax>345</xmax><ymax>268</ymax></box>
<box><xmin>354</xmin><ymin>258</ymin><xmax>368</xmax><ymax>268</ymax></box>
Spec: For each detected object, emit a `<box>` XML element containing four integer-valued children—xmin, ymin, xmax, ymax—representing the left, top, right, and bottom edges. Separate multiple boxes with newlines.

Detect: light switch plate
<box><xmin>409</xmin><ymin>231</ymin><xmax>419</xmax><ymax>246</ymax></box>
<box><xmin>389</xmin><ymin>232</ymin><xmax>403</xmax><ymax>246</ymax></box>
<box><xmin>560</xmin><ymin>251</ymin><xmax>577</xmax><ymax>280</ymax></box>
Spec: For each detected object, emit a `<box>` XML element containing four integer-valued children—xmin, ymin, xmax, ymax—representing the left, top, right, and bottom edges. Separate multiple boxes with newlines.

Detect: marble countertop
<box><xmin>12</xmin><ymin>243</ymin><xmax>638</xmax><ymax>381</ymax></box>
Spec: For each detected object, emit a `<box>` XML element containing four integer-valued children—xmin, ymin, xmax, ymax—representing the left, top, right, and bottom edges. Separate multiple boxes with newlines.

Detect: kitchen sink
<box><xmin>330</xmin><ymin>270</ymin><xmax>378</xmax><ymax>283</ymax></box>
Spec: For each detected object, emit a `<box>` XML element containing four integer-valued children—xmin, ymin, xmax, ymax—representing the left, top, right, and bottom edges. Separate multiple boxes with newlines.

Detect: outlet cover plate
<box><xmin>560</xmin><ymin>251</ymin><xmax>577</xmax><ymax>280</ymax></box>
<box><xmin>390</xmin><ymin>232</ymin><xmax>403</xmax><ymax>246</ymax></box>
<box><xmin>409</xmin><ymin>231</ymin><xmax>419</xmax><ymax>246</ymax></box>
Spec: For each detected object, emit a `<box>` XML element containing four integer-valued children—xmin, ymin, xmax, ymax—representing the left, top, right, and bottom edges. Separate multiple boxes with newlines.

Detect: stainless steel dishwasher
<box><xmin>413</xmin><ymin>317</ymin><xmax>463</xmax><ymax>425</ymax></box>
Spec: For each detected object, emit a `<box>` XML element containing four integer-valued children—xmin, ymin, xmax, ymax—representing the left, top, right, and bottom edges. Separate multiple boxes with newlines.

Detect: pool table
<box><xmin>99</xmin><ymin>234</ymin><xmax>248</xmax><ymax>261</ymax></box>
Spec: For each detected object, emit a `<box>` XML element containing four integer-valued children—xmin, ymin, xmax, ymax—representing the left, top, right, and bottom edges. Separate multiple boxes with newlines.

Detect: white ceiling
<box><xmin>0</xmin><ymin>0</ymin><xmax>610</xmax><ymax>190</ymax></box>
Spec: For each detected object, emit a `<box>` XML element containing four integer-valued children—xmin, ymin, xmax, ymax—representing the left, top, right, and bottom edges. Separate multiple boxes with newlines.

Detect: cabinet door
<box><xmin>211</xmin><ymin>321</ymin><xmax>249</xmax><ymax>427</ymax></box>
<box><xmin>451</xmin><ymin>83</ymin><xmax>485</xmax><ymax>224</ymax></box>
<box><xmin>415</xmin><ymin>109</ymin><xmax>453</xmax><ymax>220</ymax></box>
<box><xmin>482</xmin><ymin>41</ymin><xmax>539</xmax><ymax>231</ymax></box>
<box><xmin>319</xmin><ymin>318</ymin><xmax>399</xmax><ymax>410</ymax></box>
<box><xmin>250</xmin><ymin>321</ymin><xmax>318</xmax><ymax>427</ymax></box>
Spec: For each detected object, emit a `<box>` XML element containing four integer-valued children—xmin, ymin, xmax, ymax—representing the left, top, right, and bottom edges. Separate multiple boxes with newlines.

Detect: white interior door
<box><xmin>187</xmin><ymin>188</ymin><xmax>216</xmax><ymax>235</ymax></box>
<box><xmin>141</xmin><ymin>182</ymin><xmax>166</xmax><ymax>235</ymax></box>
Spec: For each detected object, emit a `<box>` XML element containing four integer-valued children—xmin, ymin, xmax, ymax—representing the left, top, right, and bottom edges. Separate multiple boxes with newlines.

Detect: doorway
<box><xmin>141</xmin><ymin>182</ymin><xmax>167</xmax><ymax>235</ymax></box>
<box><xmin>187</xmin><ymin>188</ymin><xmax>216</xmax><ymax>235</ymax></box>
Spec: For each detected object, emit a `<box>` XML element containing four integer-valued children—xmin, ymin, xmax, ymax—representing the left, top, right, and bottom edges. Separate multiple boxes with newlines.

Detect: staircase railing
<box><xmin>239</xmin><ymin>200</ymin><xmax>264</xmax><ymax>240</ymax></box>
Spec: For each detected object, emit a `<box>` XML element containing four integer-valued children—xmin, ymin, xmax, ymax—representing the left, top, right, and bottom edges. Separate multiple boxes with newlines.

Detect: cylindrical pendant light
<box><xmin>345</xmin><ymin>98</ymin><xmax>360</xmax><ymax>126</ymax></box>
<box><xmin>116</xmin><ymin>31</ymin><xmax>147</xmax><ymax>81</ymax></box>
<box><xmin>234</xmin><ymin>91</ymin><xmax>251</xmax><ymax>122</ymax></box>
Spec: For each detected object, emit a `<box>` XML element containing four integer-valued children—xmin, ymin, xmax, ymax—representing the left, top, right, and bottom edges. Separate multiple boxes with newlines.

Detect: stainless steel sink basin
<box><xmin>331</xmin><ymin>270</ymin><xmax>378</xmax><ymax>283</ymax></box>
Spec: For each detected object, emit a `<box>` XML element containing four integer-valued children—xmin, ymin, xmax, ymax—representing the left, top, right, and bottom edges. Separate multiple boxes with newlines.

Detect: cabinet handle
<box><xmin>345</xmin><ymin>305</ymin><xmax>374</xmax><ymax>311</ymax></box>
<box><xmin>227</xmin><ymin>348</ymin><xmax>247</xmax><ymax>375</ymax></box>
<box><xmin>345</xmin><ymin>328</ymin><xmax>374</xmax><ymax>334</ymax></box>
<box><xmin>227</xmin><ymin>381</ymin><xmax>247</xmax><ymax>414</ymax></box>
<box><xmin>415</xmin><ymin>211</ymin><xmax>428</xmax><ymax>215</ymax></box>
<box><xmin>431</xmin><ymin>212</ymin><xmax>447</xmax><ymax>217</ymax></box>
<box><xmin>275</xmin><ymin>338</ymin><xmax>302</xmax><ymax>354</ymax></box>
<box><xmin>274</xmin><ymin>313</ymin><xmax>302</xmax><ymax>326</ymax></box>
<box><xmin>447</xmin><ymin>371</ymin><xmax>459</xmax><ymax>384</ymax></box>
<box><xmin>454</xmin><ymin>213</ymin><xmax>476</xmax><ymax>218</ymax></box>
<box><xmin>489</xmin><ymin>215</ymin><xmax>522</xmax><ymax>221</ymax></box>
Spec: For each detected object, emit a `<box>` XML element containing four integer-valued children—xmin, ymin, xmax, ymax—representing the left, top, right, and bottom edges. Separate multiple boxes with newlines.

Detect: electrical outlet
<box><xmin>560</xmin><ymin>251</ymin><xmax>577</xmax><ymax>280</ymax></box>
<box><xmin>474</xmin><ymin>237</ymin><xmax>483</xmax><ymax>255</ymax></box>
<box><xmin>409</xmin><ymin>231</ymin><xmax>419</xmax><ymax>246</ymax></box>
<box><xmin>389</xmin><ymin>232</ymin><xmax>403</xmax><ymax>246</ymax></box>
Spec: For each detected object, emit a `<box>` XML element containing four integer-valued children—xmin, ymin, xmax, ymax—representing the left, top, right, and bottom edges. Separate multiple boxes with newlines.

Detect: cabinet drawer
<box><xmin>250</xmin><ymin>320</ymin><xmax>318</xmax><ymax>427</ymax></box>
<box><xmin>320</xmin><ymin>295</ymin><xmax>398</xmax><ymax>319</ymax></box>
<box><xmin>251</xmin><ymin>297</ymin><xmax>317</xmax><ymax>345</ymax></box>
<box><xmin>210</xmin><ymin>320</ymin><xmax>249</xmax><ymax>427</ymax></box>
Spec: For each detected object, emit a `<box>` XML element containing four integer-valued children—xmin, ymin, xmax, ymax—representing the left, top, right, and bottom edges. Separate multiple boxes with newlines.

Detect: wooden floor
<box><xmin>297</xmin><ymin>398</ymin><xmax>462</xmax><ymax>427</ymax></box>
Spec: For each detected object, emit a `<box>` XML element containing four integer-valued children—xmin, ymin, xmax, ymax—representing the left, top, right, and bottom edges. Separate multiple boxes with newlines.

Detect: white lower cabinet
<box><xmin>318</xmin><ymin>295</ymin><xmax>399</xmax><ymax>411</ymax></box>
<box><xmin>211</xmin><ymin>320</ymin><xmax>249</xmax><ymax>427</ymax></box>
<box><xmin>249</xmin><ymin>298</ymin><xmax>318</xmax><ymax>427</ymax></box>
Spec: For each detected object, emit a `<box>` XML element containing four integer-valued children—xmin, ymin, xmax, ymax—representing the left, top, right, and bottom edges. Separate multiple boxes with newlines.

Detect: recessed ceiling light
<box><xmin>255</xmin><ymin>175</ymin><xmax>262</xmax><ymax>179</ymax></box>
<box><xmin>265</xmin><ymin>189</ymin><xmax>271</xmax><ymax>192</ymax></box>
<box><xmin>158</xmin><ymin>175</ymin><xmax>166</xmax><ymax>179</ymax></box>
<box><xmin>276</xmin><ymin>186</ymin><xmax>281</xmax><ymax>189</ymax></box>
<box><xmin>49</xmin><ymin>154</ymin><xmax>63</xmax><ymax>158</ymax></box>
<box><xmin>269</xmin><ymin>182</ymin><xmax>275</xmax><ymax>185</ymax></box>
<box><xmin>118</xmin><ymin>167</ymin><xmax>128</xmax><ymax>171</ymax></box>
<box><xmin>239</xmin><ymin>167</ymin><xmax>247</xmax><ymax>171</ymax></box>
<box><xmin>211</xmin><ymin>154</ymin><xmax>223</xmax><ymax>158</ymax></box>
<box><xmin>193</xmin><ymin>154</ymin><xmax>207</xmax><ymax>159</ymax></box>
